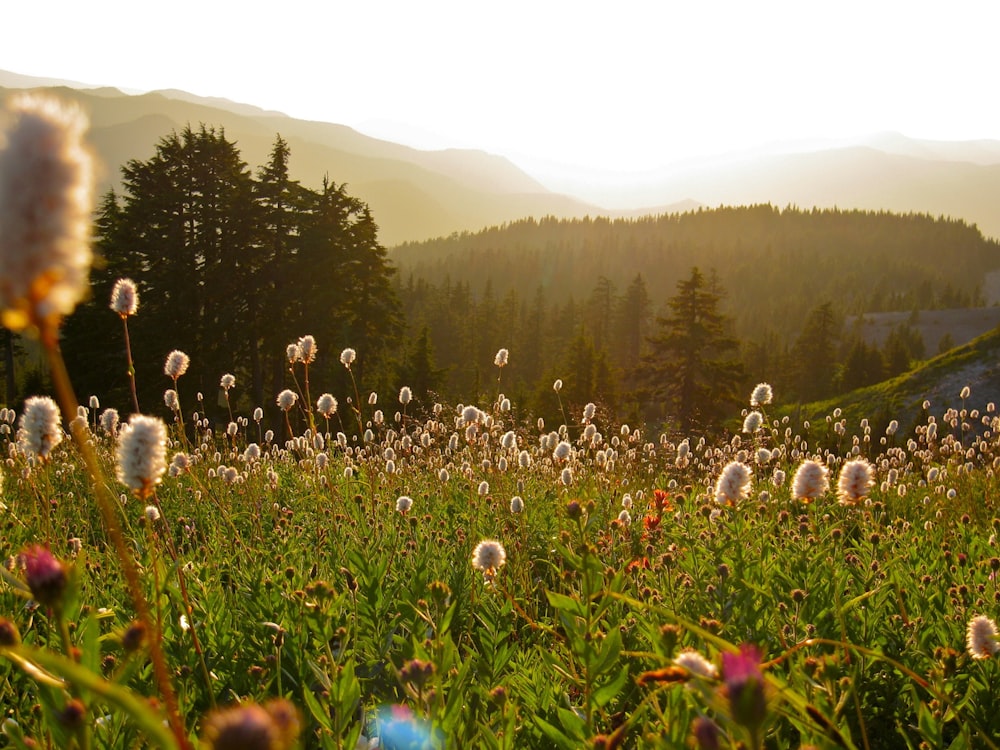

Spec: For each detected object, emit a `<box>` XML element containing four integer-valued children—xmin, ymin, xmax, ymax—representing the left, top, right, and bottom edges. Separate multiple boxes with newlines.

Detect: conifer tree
<box><xmin>641</xmin><ymin>267</ymin><xmax>743</xmax><ymax>432</ymax></box>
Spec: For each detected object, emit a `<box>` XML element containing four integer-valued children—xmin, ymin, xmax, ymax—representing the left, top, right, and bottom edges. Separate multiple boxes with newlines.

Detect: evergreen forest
<box><xmin>4</xmin><ymin>124</ymin><xmax>999</xmax><ymax>434</ymax></box>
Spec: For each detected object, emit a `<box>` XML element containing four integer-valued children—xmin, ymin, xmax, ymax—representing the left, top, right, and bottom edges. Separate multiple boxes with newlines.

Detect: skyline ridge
<box><xmin>2</xmin><ymin>67</ymin><xmax>999</xmax><ymax>244</ymax></box>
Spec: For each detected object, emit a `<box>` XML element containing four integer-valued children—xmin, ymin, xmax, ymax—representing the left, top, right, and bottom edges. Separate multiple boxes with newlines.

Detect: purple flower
<box><xmin>692</xmin><ymin>716</ymin><xmax>721</xmax><ymax>750</ymax></box>
<box><xmin>21</xmin><ymin>545</ymin><xmax>68</xmax><ymax>608</ymax></box>
<box><xmin>721</xmin><ymin>644</ymin><xmax>767</xmax><ymax>730</ymax></box>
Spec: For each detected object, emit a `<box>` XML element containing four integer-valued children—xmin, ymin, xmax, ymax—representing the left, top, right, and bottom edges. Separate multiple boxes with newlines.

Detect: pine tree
<box><xmin>641</xmin><ymin>267</ymin><xmax>743</xmax><ymax>432</ymax></box>
<box><xmin>791</xmin><ymin>302</ymin><xmax>841</xmax><ymax>402</ymax></box>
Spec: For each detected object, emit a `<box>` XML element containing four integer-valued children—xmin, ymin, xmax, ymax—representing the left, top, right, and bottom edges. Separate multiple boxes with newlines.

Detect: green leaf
<box><xmin>546</xmin><ymin>590</ymin><xmax>584</xmax><ymax>618</ymax></box>
<box><xmin>301</xmin><ymin>685</ymin><xmax>333</xmax><ymax>733</ymax></box>
<box><xmin>592</xmin><ymin>664</ymin><xmax>630</xmax><ymax>709</ymax></box>
<box><xmin>556</xmin><ymin>706</ymin><xmax>587</xmax><ymax>740</ymax></box>
<box><xmin>535</xmin><ymin>715</ymin><xmax>581</xmax><ymax>750</ymax></box>
<box><xmin>591</xmin><ymin>628</ymin><xmax>623</xmax><ymax>677</ymax></box>
<box><xmin>9</xmin><ymin>644</ymin><xmax>178</xmax><ymax>749</ymax></box>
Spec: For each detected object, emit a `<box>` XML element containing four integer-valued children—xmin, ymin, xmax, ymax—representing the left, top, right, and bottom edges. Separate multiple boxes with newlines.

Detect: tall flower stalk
<box><xmin>0</xmin><ymin>93</ymin><xmax>190</xmax><ymax>748</ymax></box>
<box><xmin>110</xmin><ymin>277</ymin><xmax>141</xmax><ymax>414</ymax></box>
<box><xmin>163</xmin><ymin>350</ymin><xmax>190</xmax><ymax>448</ymax></box>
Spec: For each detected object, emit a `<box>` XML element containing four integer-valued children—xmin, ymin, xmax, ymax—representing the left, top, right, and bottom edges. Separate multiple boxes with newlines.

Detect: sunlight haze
<box><xmin>2</xmin><ymin>0</ymin><xmax>998</xmax><ymax>185</ymax></box>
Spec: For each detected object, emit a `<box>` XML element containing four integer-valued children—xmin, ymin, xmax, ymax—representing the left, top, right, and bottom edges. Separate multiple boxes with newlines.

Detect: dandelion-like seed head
<box><xmin>792</xmin><ymin>459</ymin><xmax>829</xmax><ymax>502</ymax></box>
<box><xmin>316</xmin><ymin>393</ymin><xmax>338</xmax><ymax>417</ymax></box>
<box><xmin>286</xmin><ymin>343</ymin><xmax>300</xmax><ymax>363</ymax></box>
<box><xmin>750</xmin><ymin>383</ymin><xmax>773</xmax><ymax>407</ymax></box>
<box><xmin>471</xmin><ymin>539</ymin><xmax>506</xmax><ymax>583</ymax></box>
<box><xmin>742</xmin><ymin>410</ymin><xmax>763</xmax><ymax>433</ymax></box>
<box><xmin>553</xmin><ymin>440</ymin><xmax>572</xmax><ymax>461</ymax></box>
<box><xmin>714</xmin><ymin>461</ymin><xmax>752</xmax><ymax>506</ymax></box>
<box><xmin>553</xmin><ymin>379</ymin><xmax>563</xmax><ymax>393</ymax></box>
<box><xmin>297</xmin><ymin>335</ymin><xmax>317</xmax><ymax>363</ymax></box>
<box><xmin>837</xmin><ymin>458</ymin><xmax>874</xmax><ymax>505</ymax></box>
<box><xmin>220</xmin><ymin>373</ymin><xmax>236</xmax><ymax>391</ymax></box>
<box><xmin>399</xmin><ymin>386</ymin><xmax>412</xmax><ymax>406</ymax></box>
<box><xmin>110</xmin><ymin>278</ymin><xmax>139</xmax><ymax>317</ymax></box>
<box><xmin>673</xmin><ymin>649</ymin><xmax>718</xmax><ymax>679</ymax></box>
<box><xmin>510</xmin><ymin>495</ymin><xmax>524</xmax><ymax>514</ymax></box>
<box><xmin>115</xmin><ymin>415</ymin><xmax>167</xmax><ymax>498</ymax></box>
<box><xmin>395</xmin><ymin>495</ymin><xmax>413</xmax><ymax>513</ymax></box>
<box><xmin>340</xmin><ymin>348</ymin><xmax>356</xmax><ymax>368</ymax></box>
<box><xmin>18</xmin><ymin>395</ymin><xmax>63</xmax><ymax>461</ymax></box>
<box><xmin>582</xmin><ymin>402</ymin><xmax>596</xmax><ymax>423</ymax></box>
<box><xmin>276</xmin><ymin>389</ymin><xmax>297</xmax><ymax>412</ymax></box>
<box><xmin>164</xmin><ymin>350</ymin><xmax>189</xmax><ymax>379</ymax></box>
<box><xmin>0</xmin><ymin>94</ymin><xmax>94</xmax><ymax>338</ymax></box>
<box><xmin>967</xmin><ymin>615</ymin><xmax>1000</xmax><ymax>659</ymax></box>
<box><xmin>99</xmin><ymin>407</ymin><xmax>120</xmax><ymax>435</ymax></box>
<box><xmin>163</xmin><ymin>389</ymin><xmax>179</xmax><ymax>411</ymax></box>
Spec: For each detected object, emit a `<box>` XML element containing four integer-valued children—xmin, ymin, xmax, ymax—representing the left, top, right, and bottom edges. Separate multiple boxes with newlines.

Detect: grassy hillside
<box><xmin>790</xmin><ymin>325</ymin><xmax>1000</xmax><ymax>435</ymax></box>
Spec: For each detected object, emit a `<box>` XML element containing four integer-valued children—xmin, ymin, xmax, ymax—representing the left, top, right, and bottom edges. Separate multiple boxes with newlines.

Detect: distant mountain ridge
<box><xmin>3</xmin><ymin>69</ymin><xmax>1000</xmax><ymax>243</ymax></box>
<box><xmin>0</xmin><ymin>70</ymin><xmax>600</xmax><ymax>245</ymax></box>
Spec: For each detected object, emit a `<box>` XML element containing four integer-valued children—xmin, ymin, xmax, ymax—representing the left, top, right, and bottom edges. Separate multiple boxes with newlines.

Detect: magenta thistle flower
<box><xmin>721</xmin><ymin>644</ymin><xmax>767</xmax><ymax>731</ymax></box>
<box><xmin>21</xmin><ymin>544</ymin><xmax>68</xmax><ymax>608</ymax></box>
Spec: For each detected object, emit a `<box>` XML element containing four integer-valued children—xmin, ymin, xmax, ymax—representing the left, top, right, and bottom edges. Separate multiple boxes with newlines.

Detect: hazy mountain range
<box><xmin>3</xmin><ymin>69</ymin><xmax>999</xmax><ymax>246</ymax></box>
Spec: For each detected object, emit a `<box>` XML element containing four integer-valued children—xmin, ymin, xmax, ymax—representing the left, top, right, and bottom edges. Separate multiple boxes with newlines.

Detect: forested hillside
<box><xmin>391</xmin><ymin>207</ymin><xmax>1000</xmax><ymax>425</ymax></box>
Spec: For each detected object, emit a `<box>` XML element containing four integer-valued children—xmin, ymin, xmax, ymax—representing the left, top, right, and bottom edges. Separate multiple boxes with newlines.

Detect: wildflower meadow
<box><xmin>1</xmin><ymin>95</ymin><xmax>1000</xmax><ymax>750</ymax></box>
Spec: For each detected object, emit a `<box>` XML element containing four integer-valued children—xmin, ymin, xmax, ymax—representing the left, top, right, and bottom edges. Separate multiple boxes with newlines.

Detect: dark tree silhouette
<box><xmin>641</xmin><ymin>267</ymin><xmax>743</xmax><ymax>432</ymax></box>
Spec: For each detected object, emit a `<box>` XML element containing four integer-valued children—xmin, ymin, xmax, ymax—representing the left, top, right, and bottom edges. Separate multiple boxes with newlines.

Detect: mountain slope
<box><xmin>4</xmin><ymin>69</ymin><xmax>1000</xmax><ymax>244</ymax></box>
<box><xmin>0</xmin><ymin>77</ymin><xmax>598</xmax><ymax>245</ymax></box>
<box><xmin>793</xmin><ymin>326</ymin><xmax>1000</xmax><ymax>434</ymax></box>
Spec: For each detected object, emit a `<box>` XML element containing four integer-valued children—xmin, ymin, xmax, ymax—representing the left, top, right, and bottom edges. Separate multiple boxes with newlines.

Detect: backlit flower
<box><xmin>837</xmin><ymin>458</ymin><xmax>874</xmax><ymax>505</ymax></box>
<box><xmin>316</xmin><ymin>393</ymin><xmax>338</xmax><ymax>417</ymax></box>
<box><xmin>742</xmin><ymin>410</ymin><xmax>763</xmax><ymax>433</ymax></box>
<box><xmin>18</xmin><ymin>395</ymin><xmax>63</xmax><ymax>460</ymax></box>
<box><xmin>0</xmin><ymin>94</ymin><xmax>94</xmax><ymax>336</ymax></box>
<box><xmin>471</xmin><ymin>539</ymin><xmax>506</xmax><ymax>583</ymax></box>
<box><xmin>116</xmin><ymin>415</ymin><xmax>167</xmax><ymax>498</ymax></box>
<box><xmin>164</xmin><ymin>350</ymin><xmax>189</xmax><ymax>379</ymax></box>
<box><xmin>276</xmin><ymin>390</ymin><xmax>297</xmax><ymax>411</ymax></box>
<box><xmin>714</xmin><ymin>461</ymin><xmax>752</xmax><ymax>505</ymax></box>
<box><xmin>966</xmin><ymin>615</ymin><xmax>999</xmax><ymax>659</ymax></box>
<box><xmin>201</xmin><ymin>699</ymin><xmax>300</xmax><ymax>750</ymax></box>
<box><xmin>99</xmin><ymin>407</ymin><xmax>120</xmax><ymax>435</ymax></box>
<box><xmin>494</xmin><ymin>348</ymin><xmax>509</xmax><ymax>367</ymax></box>
<box><xmin>750</xmin><ymin>383</ymin><xmax>773</xmax><ymax>407</ymax></box>
<box><xmin>340</xmin><ymin>348</ymin><xmax>356</xmax><ymax>368</ymax></box>
<box><xmin>792</xmin><ymin>459</ymin><xmax>829</xmax><ymax>502</ymax></box>
<box><xmin>673</xmin><ymin>649</ymin><xmax>718</xmax><ymax>679</ymax></box>
<box><xmin>110</xmin><ymin>278</ymin><xmax>138</xmax><ymax>317</ymax></box>
<box><xmin>297</xmin><ymin>335</ymin><xmax>317</xmax><ymax>363</ymax></box>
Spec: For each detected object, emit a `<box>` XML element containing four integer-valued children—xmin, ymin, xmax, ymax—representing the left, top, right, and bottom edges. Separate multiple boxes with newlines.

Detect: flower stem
<box><xmin>45</xmin><ymin>336</ymin><xmax>190</xmax><ymax>750</ymax></box>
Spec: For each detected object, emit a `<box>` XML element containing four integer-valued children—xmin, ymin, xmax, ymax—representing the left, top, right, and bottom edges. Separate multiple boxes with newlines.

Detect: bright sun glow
<box><xmin>2</xmin><ymin>0</ymin><xmax>998</xmax><ymax>175</ymax></box>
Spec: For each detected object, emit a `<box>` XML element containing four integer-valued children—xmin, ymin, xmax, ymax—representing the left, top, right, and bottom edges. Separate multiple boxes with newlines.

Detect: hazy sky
<box><xmin>3</xmin><ymin>0</ymin><xmax>999</xmax><ymax>174</ymax></box>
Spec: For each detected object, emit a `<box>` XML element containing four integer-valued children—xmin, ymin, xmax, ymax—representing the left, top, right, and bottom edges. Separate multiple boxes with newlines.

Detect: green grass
<box><xmin>785</xmin><ymin>325</ymin><xmax>1000</xmax><ymax>438</ymax></box>
<box><xmin>2</xmin><ymin>382</ymin><xmax>1000</xmax><ymax>750</ymax></box>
